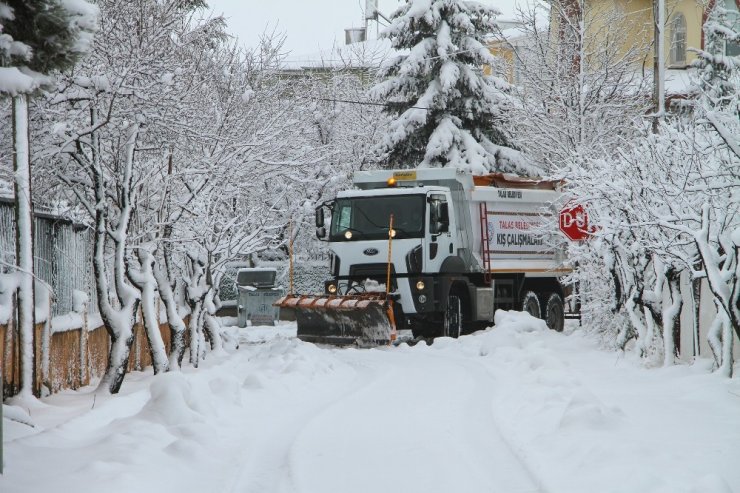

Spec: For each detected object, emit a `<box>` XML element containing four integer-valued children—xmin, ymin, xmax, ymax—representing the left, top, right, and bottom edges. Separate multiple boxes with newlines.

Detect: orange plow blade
<box><xmin>274</xmin><ymin>293</ymin><xmax>397</xmax><ymax>346</ymax></box>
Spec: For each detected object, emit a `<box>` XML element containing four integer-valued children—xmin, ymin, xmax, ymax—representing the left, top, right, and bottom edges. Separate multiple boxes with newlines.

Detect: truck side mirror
<box><xmin>315</xmin><ymin>207</ymin><xmax>325</xmax><ymax>228</ymax></box>
<box><xmin>316</xmin><ymin>226</ymin><xmax>326</xmax><ymax>239</ymax></box>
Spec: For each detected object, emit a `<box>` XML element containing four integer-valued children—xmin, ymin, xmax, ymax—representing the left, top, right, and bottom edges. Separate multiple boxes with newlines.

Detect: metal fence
<box><xmin>0</xmin><ymin>198</ymin><xmax>97</xmax><ymax>317</ymax></box>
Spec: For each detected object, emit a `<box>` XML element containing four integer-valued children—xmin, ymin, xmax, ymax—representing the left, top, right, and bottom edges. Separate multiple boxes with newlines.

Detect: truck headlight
<box><xmin>416</xmin><ymin>280</ymin><xmax>425</xmax><ymax>291</ymax></box>
<box><xmin>327</xmin><ymin>284</ymin><xmax>337</xmax><ymax>294</ymax></box>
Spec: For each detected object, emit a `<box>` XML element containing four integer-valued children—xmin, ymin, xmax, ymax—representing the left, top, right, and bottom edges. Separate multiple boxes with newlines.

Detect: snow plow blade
<box><xmin>274</xmin><ymin>294</ymin><xmax>397</xmax><ymax>346</ymax></box>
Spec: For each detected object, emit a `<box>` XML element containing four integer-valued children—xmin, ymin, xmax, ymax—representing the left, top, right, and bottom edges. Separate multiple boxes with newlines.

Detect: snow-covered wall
<box><xmin>1</xmin><ymin>304</ymin><xmax>184</xmax><ymax>397</ymax></box>
<box><xmin>678</xmin><ymin>274</ymin><xmax>740</xmax><ymax>362</ymax></box>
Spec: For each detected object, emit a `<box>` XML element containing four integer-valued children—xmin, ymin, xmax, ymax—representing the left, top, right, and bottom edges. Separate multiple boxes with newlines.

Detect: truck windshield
<box><xmin>330</xmin><ymin>195</ymin><xmax>425</xmax><ymax>241</ymax></box>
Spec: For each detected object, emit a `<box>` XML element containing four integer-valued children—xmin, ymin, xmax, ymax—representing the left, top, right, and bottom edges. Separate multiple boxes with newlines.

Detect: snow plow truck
<box><xmin>275</xmin><ymin>167</ymin><xmax>572</xmax><ymax>345</ymax></box>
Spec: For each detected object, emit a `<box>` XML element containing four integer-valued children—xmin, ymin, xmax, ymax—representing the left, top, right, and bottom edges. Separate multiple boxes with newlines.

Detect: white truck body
<box><xmin>317</xmin><ymin>167</ymin><xmax>571</xmax><ymax>336</ymax></box>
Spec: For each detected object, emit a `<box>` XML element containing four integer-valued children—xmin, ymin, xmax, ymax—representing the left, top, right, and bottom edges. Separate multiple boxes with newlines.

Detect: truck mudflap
<box><xmin>274</xmin><ymin>294</ymin><xmax>397</xmax><ymax>346</ymax></box>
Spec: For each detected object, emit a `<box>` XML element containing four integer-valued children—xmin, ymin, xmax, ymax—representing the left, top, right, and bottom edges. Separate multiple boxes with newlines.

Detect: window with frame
<box><xmin>670</xmin><ymin>13</ymin><xmax>687</xmax><ymax>65</ymax></box>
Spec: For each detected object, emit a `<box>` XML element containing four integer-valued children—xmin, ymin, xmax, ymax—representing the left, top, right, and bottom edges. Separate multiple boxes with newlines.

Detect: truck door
<box><xmin>426</xmin><ymin>193</ymin><xmax>454</xmax><ymax>272</ymax></box>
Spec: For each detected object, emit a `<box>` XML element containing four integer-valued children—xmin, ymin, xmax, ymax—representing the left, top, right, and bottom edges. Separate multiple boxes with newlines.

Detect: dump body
<box><xmin>351</xmin><ymin>168</ymin><xmax>568</xmax><ymax>279</ymax></box>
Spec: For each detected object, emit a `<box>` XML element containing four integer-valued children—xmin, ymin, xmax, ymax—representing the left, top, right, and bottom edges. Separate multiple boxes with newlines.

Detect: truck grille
<box><xmin>348</xmin><ymin>263</ymin><xmax>397</xmax><ymax>290</ymax></box>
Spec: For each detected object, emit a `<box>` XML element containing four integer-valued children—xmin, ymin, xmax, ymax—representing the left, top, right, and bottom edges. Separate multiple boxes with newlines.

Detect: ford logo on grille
<box><xmin>363</xmin><ymin>248</ymin><xmax>379</xmax><ymax>256</ymax></box>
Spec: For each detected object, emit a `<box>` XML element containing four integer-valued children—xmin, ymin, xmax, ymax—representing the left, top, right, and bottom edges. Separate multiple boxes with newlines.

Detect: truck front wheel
<box><xmin>444</xmin><ymin>295</ymin><xmax>462</xmax><ymax>338</ymax></box>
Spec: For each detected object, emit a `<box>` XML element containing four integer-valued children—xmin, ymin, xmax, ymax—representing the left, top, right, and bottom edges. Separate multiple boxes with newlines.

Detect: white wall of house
<box><xmin>678</xmin><ymin>272</ymin><xmax>740</xmax><ymax>362</ymax></box>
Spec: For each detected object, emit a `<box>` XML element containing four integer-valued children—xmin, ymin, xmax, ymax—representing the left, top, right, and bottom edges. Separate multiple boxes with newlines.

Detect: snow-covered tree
<box><xmin>691</xmin><ymin>1</ymin><xmax>740</xmax><ymax>158</ymax></box>
<box><xmin>288</xmin><ymin>46</ymin><xmax>391</xmax><ymax>256</ymax></box>
<box><xmin>564</xmin><ymin>3</ymin><xmax>740</xmax><ymax>371</ymax></box>
<box><xmin>49</xmin><ymin>0</ymin><xmax>225</xmax><ymax>392</ymax></box>
<box><xmin>0</xmin><ymin>0</ymin><xmax>96</xmax><ymax>398</ymax></box>
<box><xmin>370</xmin><ymin>0</ymin><xmax>515</xmax><ymax>174</ymax></box>
<box><xmin>504</xmin><ymin>0</ymin><xmax>651</xmax><ymax>173</ymax></box>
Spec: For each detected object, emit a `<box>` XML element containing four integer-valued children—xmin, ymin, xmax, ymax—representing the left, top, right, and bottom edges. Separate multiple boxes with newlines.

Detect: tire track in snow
<box><xmin>449</xmin><ymin>355</ymin><xmax>554</xmax><ymax>493</ymax></box>
<box><xmin>224</xmin><ymin>350</ymin><xmax>388</xmax><ymax>493</ymax></box>
<box><xmin>283</xmin><ymin>347</ymin><xmax>543</xmax><ymax>493</ymax></box>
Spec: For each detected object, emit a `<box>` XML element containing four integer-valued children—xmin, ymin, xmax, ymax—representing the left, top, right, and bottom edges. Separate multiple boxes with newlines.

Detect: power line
<box><xmin>317</xmin><ymin>97</ymin><xmax>429</xmax><ymax>110</ymax></box>
<box><xmin>283</xmin><ymin>45</ymin><xmax>493</xmax><ymax>67</ymax></box>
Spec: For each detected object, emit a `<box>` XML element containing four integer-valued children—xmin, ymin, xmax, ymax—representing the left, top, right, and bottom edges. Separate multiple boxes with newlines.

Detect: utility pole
<box><xmin>653</xmin><ymin>0</ymin><xmax>665</xmax><ymax>132</ymax></box>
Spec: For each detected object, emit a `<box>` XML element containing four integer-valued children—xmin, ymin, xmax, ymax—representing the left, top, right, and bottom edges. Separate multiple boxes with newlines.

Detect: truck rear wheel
<box><xmin>544</xmin><ymin>293</ymin><xmax>565</xmax><ymax>332</ymax></box>
<box><xmin>521</xmin><ymin>291</ymin><xmax>541</xmax><ymax>319</ymax></box>
<box><xmin>444</xmin><ymin>295</ymin><xmax>462</xmax><ymax>338</ymax></box>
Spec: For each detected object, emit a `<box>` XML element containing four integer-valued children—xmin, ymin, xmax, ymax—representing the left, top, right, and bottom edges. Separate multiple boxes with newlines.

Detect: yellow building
<box><xmin>488</xmin><ymin>0</ymin><xmax>739</xmax><ymax>89</ymax></box>
<box><xmin>589</xmin><ymin>0</ymin><xmax>709</xmax><ymax>69</ymax></box>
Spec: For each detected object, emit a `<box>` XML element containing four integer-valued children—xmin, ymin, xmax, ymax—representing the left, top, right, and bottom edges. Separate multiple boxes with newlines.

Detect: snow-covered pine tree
<box><xmin>1</xmin><ymin>0</ymin><xmax>95</xmax><ymax>74</ymax></box>
<box><xmin>0</xmin><ymin>0</ymin><xmax>96</xmax><ymax>398</ymax></box>
<box><xmin>370</xmin><ymin>0</ymin><xmax>514</xmax><ymax>174</ymax></box>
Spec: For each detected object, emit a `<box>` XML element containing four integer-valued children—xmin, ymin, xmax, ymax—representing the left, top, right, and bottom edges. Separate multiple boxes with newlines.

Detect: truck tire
<box><xmin>544</xmin><ymin>293</ymin><xmax>565</xmax><ymax>332</ymax></box>
<box><xmin>443</xmin><ymin>295</ymin><xmax>462</xmax><ymax>338</ymax></box>
<box><xmin>521</xmin><ymin>291</ymin><xmax>541</xmax><ymax>319</ymax></box>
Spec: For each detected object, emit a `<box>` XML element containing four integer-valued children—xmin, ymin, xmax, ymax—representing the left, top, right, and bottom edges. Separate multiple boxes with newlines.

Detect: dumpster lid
<box><xmin>236</xmin><ymin>268</ymin><xmax>277</xmax><ymax>288</ymax></box>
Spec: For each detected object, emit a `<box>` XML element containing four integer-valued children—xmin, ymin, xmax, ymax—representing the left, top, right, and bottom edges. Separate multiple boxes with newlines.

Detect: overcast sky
<box><xmin>208</xmin><ymin>0</ymin><xmax>520</xmax><ymax>61</ymax></box>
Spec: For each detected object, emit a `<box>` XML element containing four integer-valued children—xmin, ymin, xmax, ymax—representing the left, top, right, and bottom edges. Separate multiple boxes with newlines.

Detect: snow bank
<box><xmin>434</xmin><ymin>311</ymin><xmax>740</xmax><ymax>493</ymax></box>
<box><xmin>3</xmin><ymin>317</ymin><xmax>739</xmax><ymax>493</ymax></box>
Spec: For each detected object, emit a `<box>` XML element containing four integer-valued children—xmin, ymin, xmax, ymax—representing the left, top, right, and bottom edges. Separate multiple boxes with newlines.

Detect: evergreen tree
<box><xmin>1</xmin><ymin>0</ymin><xmax>95</xmax><ymax>74</ymax></box>
<box><xmin>0</xmin><ymin>3</ymin><xmax>31</xmax><ymax>67</ymax></box>
<box><xmin>370</xmin><ymin>0</ymin><xmax>513</xmax><ymax>173</ymax></box>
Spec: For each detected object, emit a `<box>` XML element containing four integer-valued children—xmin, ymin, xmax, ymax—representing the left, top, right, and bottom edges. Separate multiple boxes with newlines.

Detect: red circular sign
<box><xmin>559</xmin><ymin>201</ymin><xmax>592</xmax><ymax>241</ymax></box>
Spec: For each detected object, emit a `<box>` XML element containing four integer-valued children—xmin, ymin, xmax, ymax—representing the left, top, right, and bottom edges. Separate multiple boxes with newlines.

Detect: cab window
<box><xmin>429</xmin><ymin>194</ymin><xmax>449</xmax><ymax>234</ymax></box>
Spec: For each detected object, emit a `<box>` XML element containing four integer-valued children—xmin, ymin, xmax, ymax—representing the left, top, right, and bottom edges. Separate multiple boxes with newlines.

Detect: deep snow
<box><xmin>2</xmin><ymin>313</ymin><xmax>739</xmax><ymax>493</ymax></box>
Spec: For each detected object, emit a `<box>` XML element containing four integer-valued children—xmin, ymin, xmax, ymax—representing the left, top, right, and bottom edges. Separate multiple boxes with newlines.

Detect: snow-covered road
<box><xmin>3</xmin><ymin>312</ymin><xmax>740</xmax><ymax>493</ymax></box>
<box><xmin>232</xmin><ymin>343</ymin><xmax>540</xmax><ymax>493</ymax></box>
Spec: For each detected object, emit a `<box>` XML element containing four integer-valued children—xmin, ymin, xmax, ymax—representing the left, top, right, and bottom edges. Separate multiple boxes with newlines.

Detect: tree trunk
<box><xmin>12</xmin><ymin>93</ymin><xmax>36</xmax><ymax>398</ymax></box>
<box><xmin>188</xmin><ymin>299</ymin><xmax>203</xmax><ymax>367</ymax></box>
<box><xmin>94</xmin><ymin>119</ymin><xmax>141</xmax><ymax>394</ymax></box>
<box><xmin>203</xmin><ymin>287</ymin><xmax>223</xmax><ymax>352</ymax></box>
<box><xmin>691</xmin><ymin>270</ymin><xmax>702</xmax><ymax>357</ymax></box>
<box><xmin>154</xmin><ymin>260</ymin><xmax>186</xmax><ymax>370</ymax></box>
<box><xmin>131</xmin><ymin>249</ymin><xmax>169</xmax><ymax>374</ymax></box>
<box><xmin>662</xmin><ymin>268</ymin><xmax>683</xmax><ymax>366</ymax></box>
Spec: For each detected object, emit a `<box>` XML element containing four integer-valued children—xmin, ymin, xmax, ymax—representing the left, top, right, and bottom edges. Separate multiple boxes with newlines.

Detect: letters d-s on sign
<box><xmin>559</xmin><ymin>201</ymin><xmax>592</xmax><ymax>241</ymax></box>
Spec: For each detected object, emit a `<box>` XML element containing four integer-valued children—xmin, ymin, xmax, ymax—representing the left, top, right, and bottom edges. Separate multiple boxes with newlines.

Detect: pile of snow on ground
<box><xmin>3</xmin><ymin>314</ymin><xmax>739</xmax><ymax>493</ymax></box>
